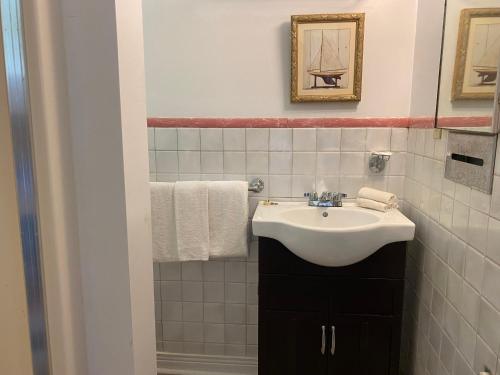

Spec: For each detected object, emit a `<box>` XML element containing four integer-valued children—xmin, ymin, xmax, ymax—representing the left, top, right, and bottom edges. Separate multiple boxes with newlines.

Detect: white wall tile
<box><xmin>317</xmin><ymin>128</ymin><xmax>341</xmax><ymax>151</ymax></box>
<box><xmin>293</xmin><ymin>128</ymin><xmax>316</xmax><ymax>151</ymax></box>
<box><xmin>183</xmin><ymin>302</ymin><xmax>203</xmax><ymax>322</ymax></box>
<box><xmin>269</xmin><ymin>152</ymin><xmax>292</xmax><ymax>174</ymax></box>
<box><xmin>148</xmin><ymin>128</ymin><xmax>155</xmax><ymax>150</ymax></box>
<box><xmin>184</xmin><ymin>322</ymin><xmax>203</xmax><ymax>341</ymax></box>
<box><xmin>178</xmin><ymin>151</ymin><xmax>201</xmax><ymax>174</ymax></box>
<box><xmin>182</xmin><ymin>281</ymin><xmax>203</xmax><ymax>302</ymax></box>
<box><xmin>204</xmin><ymin>303</ymin><xmax>225</xmax><ymax>323</ymax></box>
<box><xmin>455</xmin><ymin>184</ymin><xmax>472</xmax><ymax>206</ymax></box>
<box><xmin>225</xmin><ymin>324</ymin><xmax>246</xmax><ymax>344</ymax></box>
<box><xmin>156</xmin><ymin>128</ymin><xmax>178</xmax><ymax>150</ymax></box>
<box><xmin>223</xmin><ymin>129</ymin><xmax>246</xmax><ymax>151</ymax></box>
<box><xmin>317</xmin><ymin>152</ymin><xmax>341</xmax><ymax>175</ymax></box>
<box><xmin>201</xmin><ymin>152</ymin><xmax>223</xmax><ymax>174</ymax></box>
<box><xmin>163</xmin><ymin>301</ymin><xmax>183</xmax><ymax>321</ymax></box>
<box><xmin>460</xmin><ymin>282</ymin><xmax>480</xmax><ymax>328</ymax></box>
<box><xmin>467</xmin><ymin>209</ymin><xmax>489</xmax><ymax>254</ymax></box>
<box><xmin>292</xmin><ymin>175</ymin><xmax>315</xmax><ymax>198</ymax></box>
<box><xmin>246</xmin><ymin>152</ymin><xmax>268</xmax><ymax>174</ymax></box>
<box><xmin>225</xmin><ymin>283</ymin><xmax>246</xmax><ymax>304</ymax></box>
<box><xmin>182</xmin><ymin>262</ymin><xmax>203</xmax><ymax>281</ymax></box>
<box><xmin>164</xmin><ymin>322</ymin><xmax>183</xmax><ymax>341</ymax></box>
<box><xmin>293</xmin><ymin>152</ymin><xmax>316</xmax><ymax>175</ymax></box>
<box><xmin>486</xmin><ymin>217</ymin><xmax>500</xmax><ymax>265</ymax></box>
<box><xmin>470</xmin><ymin>189</ymin><xmax>491</xmax><ymax>214</ymax></box>
<box><xmin>203</xmin><ymin>261</ymin><xmax>224</xmax><ymax>281</ymax></box>
<box><xmin>366</xmin><ymin>128</ymin><xmax>391</xmax><ymax>151</ymax></box>
<box><xmin>157</xmin><ymin>173</ymin><xmax>179</xmax><ymax>182</ymax></box>
<box><xmin>340</xmin><ymin>152</ymin><xmax>364</xmax><ymax>175</ymax></box>
<box><xmin>162</xmin><ymin>281</ymin><xmax>182</xmax><ymax>301</ymax></box>
<box><xmin>312</xmin><ymin>176</ymin><xmax>338</xmax><ymax>195</ymax></box>
<box><xmin>225</xmin><ymin>304</ymin><xmax>246</xmax><ymax>324</ymax></box>
<box><xmin>391</xmin><ymin>128</ymin><xmax>408</xmax><ymax>152</ymax></box>
<box><xmin>341</xmin><ymin>128</ymin><xmax>366</xmax><ymax>151</ymax></box>
<box><xmin>225</xmin><ymin>262</ymin><xmax>246</xmax><ymax>283</ymax></box>
<box><xmin>156</xmin><ymin>151</ymin><xmax>178</xmax><ymax>173</ymax></box>
<box><xmin>246</xmin><ymin>128</ymin><xmax>269</xmax><ymax>151</ymax></box>
<box><xmin>490</xmin><ymin>176</ymin><xmax>500</xmax><ymax>220</ymax></box>
<box><xmin>223</xmin><ymin>152</ymin><xmax>246</xmax><ymax>174</ymax></box>
<box><xmin>269</xmin><ymin>175</ymin><xmax>291</xmax><ymax>197</ymax></box>
<box><xmin>473</xmin><ymin>336</ymin><xmax>497</xmax><ymax>374</ymax></box>
<box><xmin>204</xmin><ymin>282</ymin><xmax>225</xmax><ymax>303</ymax></box>
<box><xmin>458</xmin><ymin>317</ymin><xmax>477</xmax><ymax>365</ymax></box>
<box><xmin>477</xmin><ymin>299</ymin><xmax>500</xmax><ymax>355</ymax></box>
<box><xmin>158</xmin><ymin>262</ymin><xmax>181</xmax><ymax>280</ymax></box>
<box><xmin>269</xmin><ymin>129</ymin><xmax>292</xmax><ymax>151</ymax></box>
<box><xmin>204</xmin><ymin>324</ymin><xmax>225</xmax><ymax>343</ymax></box>
<box><xmin>178</xmin><ymin>129</ymin><xmax>200</xmax><ymax>150</ymax></box>
<box><xmin>464</xmin><ymin>246</ymin><xmax>485</xmax><ymax>291</ymax></box>
<box><xmin>482</xmin><ymin>260</ymin><xmax>500</xmax><ymax>312</ymax></box>
<box><xmin>201</xmin><ymin>128</ymin><xmax>223</xmax><ymax>151</ymax></box>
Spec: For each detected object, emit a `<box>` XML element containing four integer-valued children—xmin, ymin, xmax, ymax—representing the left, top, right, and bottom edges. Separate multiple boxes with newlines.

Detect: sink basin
<box><xmin>252</xmin><ymin>202</ymin><xmax>415</xmax><ymax>267</ymax></box>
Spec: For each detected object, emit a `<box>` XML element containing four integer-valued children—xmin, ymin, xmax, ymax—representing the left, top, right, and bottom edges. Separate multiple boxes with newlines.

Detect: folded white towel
<box><xmin>150</xmin><ymin>182</ymin><xmax>178</xmax><ymax>262</ymax></box>
<box><xmin>358</xmin><ymin>187</ymin><xmax>398</xmax><ymax>205</ymax></box>
<box><xmin>356</xmin><ymin>197</ymin><xmax>398</xmax><ymax>212</ymax></box>
<box><xmin>174</xmin><ymin>181</ymin><xmax>210</xmax><ymax>261</ymax></box>
<box><xmin>208</xmin><ymin>181</ymin><xmax>249</xmax><ymax>259</ymax></box>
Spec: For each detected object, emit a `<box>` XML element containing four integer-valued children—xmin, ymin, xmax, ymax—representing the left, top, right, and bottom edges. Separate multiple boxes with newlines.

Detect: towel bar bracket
<box><xmin>248</xmin><ymin>178</ymin><xmax>264</xmax><ymax>193</ymax></box>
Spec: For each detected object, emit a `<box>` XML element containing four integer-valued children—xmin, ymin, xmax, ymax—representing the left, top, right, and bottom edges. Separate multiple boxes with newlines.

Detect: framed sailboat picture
<box><xmin>291</xmin><ymin>13</ymin><xmax>365</xmax><ymax>102</ymax></box>
<box><xmin>452</xmin><ymin>8</ymin><xmax>500</xmax><ymax>100</ymax></box>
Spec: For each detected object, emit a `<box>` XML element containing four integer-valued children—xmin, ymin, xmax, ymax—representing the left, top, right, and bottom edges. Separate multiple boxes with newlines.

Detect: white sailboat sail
<box><xmin>476</xmin><ymin>35</ymin><xmax>500</xmax><ymax>69</ymax></box>
<box><xmin>308</xmin><ymin>30</ymin><xmax>347</xmax><ymax>74</ymax></box>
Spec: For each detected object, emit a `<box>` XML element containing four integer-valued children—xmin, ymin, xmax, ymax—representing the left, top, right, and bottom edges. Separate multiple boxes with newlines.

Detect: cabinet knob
<box><xmin>321</xmin><ymin>325</ymin><xmax>326</xmax><ymax>355</ymax></box>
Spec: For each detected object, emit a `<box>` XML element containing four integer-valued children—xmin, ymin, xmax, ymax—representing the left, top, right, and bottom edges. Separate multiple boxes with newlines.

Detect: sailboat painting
<box><xmin>303</xmin><ymin>29</ymin><xmax>350</xmax><ymax>90</ymax></box>
<box><xmin>291</xmin><ymin>14</ymin><xmax>365</xmax><ymax>102</ymax></box>
<box><xmin>452</xmin><ymin>8</ymin><xmax>500</xmax><ymax>100</ymax></box>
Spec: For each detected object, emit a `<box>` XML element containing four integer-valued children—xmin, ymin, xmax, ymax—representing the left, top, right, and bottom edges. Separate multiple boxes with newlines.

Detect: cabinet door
<box><xmin>259</xmin><ymin>309</ymin><xmax>328</xmax><ymax>375</ymax></box>
<box><xmin>328</xmin><ymin>315</ymin><xmax>395</xmax><ymax>375</ymax></box>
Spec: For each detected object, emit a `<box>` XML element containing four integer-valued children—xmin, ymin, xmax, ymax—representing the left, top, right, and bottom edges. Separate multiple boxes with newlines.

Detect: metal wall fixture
<box><xmin>369</xmin><ymin>152</ymin><xmax>392</xmax><ymax>173</ymax></box>
<box><xmin>248</xmin><ymin>177</ymin><xmax>264</xmax><ymax>193</ymax></box>
<box><xmin>1</xmin><ymin>1</ymin><xmax>51</xmax><ymax>374</ymax></box>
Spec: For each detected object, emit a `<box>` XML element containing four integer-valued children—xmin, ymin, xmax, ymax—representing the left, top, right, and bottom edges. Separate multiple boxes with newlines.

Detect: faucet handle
<box><xmin>304</xmin><ymin>192</ymin><xmax>318</xmax><ymax>200</ymax></box>
<box><xmin>332</xmin><ymin>192</ymin><xmax>347</xmax><ymax>201</ymax></box>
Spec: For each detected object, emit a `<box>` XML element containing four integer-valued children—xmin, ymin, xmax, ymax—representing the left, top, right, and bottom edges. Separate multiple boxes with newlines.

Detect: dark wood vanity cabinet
<box><xmin>258</xmin><ymin>237</ymin><xmax>406</xmax><ymax>375</ymax></box>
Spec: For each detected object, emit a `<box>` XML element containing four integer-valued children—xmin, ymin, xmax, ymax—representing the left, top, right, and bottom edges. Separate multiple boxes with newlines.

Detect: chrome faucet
<box><xmin>304</xmin><ymin>191</ymin><xmax>347</xmax><ymax>207</ymax></box>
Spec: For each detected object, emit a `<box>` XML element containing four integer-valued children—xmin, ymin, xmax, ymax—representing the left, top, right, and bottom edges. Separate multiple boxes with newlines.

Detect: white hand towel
<box><xmin>208</xmin><ymin>181</ymin><xmax>249</xmax><ymax>259</ymax></box>
<box><xmin>358</xmin><ymin>187</ymin><xmax>398</xmax><ymax>205</ymax></box>
<box><xmin>150</xmin><ymin>182</ymin><xmax>178</xmax><ymax>262</ymax></box>
<box><xmin>356</xmin><ymin>197</ymin><xmax>398</xmax><ymax>212</ymax></box>
<box><xmin>174</xmin><ymin>181</ymin><xmax>210</xmax><ymax>261</ymax></box>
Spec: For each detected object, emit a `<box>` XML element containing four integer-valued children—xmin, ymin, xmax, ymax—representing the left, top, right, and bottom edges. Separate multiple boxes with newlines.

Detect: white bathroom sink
<box><xmin>252</xmin><ymin>202</ymin><xmax>415</xmax><ymax>267</ymax></box>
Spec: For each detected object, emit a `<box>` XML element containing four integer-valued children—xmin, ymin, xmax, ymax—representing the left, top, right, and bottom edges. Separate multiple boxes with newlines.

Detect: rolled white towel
<box><xmin>356</xmin><ymin>197</ymin><xmax>397</xmax><ymax>212</ymax></box>
<box><xmin>358</xmin><ymin>187</ymin><xmax>397</xmax><ymax>205</ymax></box>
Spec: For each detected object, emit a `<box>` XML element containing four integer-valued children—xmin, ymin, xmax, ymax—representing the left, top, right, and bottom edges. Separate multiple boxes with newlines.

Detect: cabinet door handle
<box><xmin>321</xmin><ymin>325</ymin><xmax>326</xmax><ymax>355</ymax></box>
<box><xmin>331</xmin><ymin>325</ymin><xmax>336</xmax><ymax>356</ymax></box>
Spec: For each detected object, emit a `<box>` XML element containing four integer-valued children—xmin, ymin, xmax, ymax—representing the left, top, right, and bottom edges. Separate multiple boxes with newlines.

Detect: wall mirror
<box><xmin>436</xmin><ymin>0</ymin><xmax>500</xmax><ymax>133</ymax></box>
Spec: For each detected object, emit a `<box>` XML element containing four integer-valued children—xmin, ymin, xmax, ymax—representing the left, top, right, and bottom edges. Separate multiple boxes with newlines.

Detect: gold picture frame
<box><xmin>291</xmin><ymin>13</ymin><xmax>365</xmax><ymax>103</ymax></box>
<box><xmin>452</xmin><ymin>8</ymin><xmax>500</xmax><ymax>100</ymax></box>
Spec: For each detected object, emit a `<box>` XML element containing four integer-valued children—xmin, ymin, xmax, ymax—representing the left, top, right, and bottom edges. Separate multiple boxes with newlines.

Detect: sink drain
<box><xmin>322</xmin><ymin>212</ymin><xmax>329</xmax><ymax>217</ymax></box>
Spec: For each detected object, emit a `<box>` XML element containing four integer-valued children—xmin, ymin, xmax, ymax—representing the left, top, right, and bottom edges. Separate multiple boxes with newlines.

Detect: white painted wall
<box><xmin>22</xmin><ymin>0</ymin><xmax>158</xmax><ymax>373</ymax></box>
<box><xmin>143</xmin><ymin>0</ymin><xmax>418</xmax><ymax>118</ymax></box>
<box><xmin>438</xmin><ymin>0</ymin><xmax>499</xmax><ymax>120</ymax></box>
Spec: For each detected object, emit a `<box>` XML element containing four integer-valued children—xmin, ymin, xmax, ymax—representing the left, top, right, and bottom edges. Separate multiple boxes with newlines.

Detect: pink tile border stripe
<box><xmin>147</xmin><ymin>117</ymin><xmax>410</xmax><ymax>128</ymax></box>
<box><xmin>436</xmin><ymin>116</ymin><xmax>492</xmax><ymax>128</ymax></box>
<box><xmin>147</xmin><ymin>116</ymin><xmax>492</xmax><ymax>128</ymax></box>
